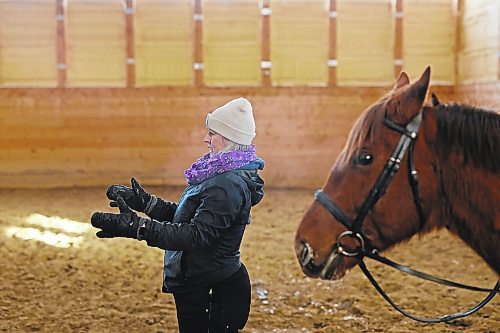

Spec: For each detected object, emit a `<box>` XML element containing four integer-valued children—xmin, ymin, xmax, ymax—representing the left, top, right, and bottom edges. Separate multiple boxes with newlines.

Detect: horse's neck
<box><xmin>438</xmin><ymin>165</ymin><xmax>498</xmax><ymax>273</ymax></box>
<box><xmin>421</xmin><ymin>106</ymin><xmax>500</xmax><ymax>274</ymax></box>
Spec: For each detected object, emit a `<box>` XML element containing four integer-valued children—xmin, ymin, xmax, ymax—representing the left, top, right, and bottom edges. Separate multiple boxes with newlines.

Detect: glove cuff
<box><xmin>144</xmin><ymin>195</ymin><xmax>158</xmax><ymax>214</ymax></box>
<box><xmin>136</xmin><ymin>217</ymin><xmax>149</xmax><ymax>240</ymax></box>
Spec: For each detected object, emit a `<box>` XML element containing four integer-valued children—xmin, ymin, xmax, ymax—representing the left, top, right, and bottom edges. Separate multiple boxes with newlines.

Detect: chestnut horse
<box><xmin>294</xmin><ymin>67</ymin><xmax>499</xmax><ymax>322</ymax></box>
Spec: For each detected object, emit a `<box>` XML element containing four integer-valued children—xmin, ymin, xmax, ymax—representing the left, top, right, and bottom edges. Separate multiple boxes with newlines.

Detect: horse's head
<box><xmin>295</xmin><ymin>67</ymin><xmax>432</xmax><ymax>280</ymax></box>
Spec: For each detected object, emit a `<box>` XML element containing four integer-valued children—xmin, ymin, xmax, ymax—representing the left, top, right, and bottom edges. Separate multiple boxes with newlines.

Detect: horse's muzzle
<box><xmin>296</xmin><ymin>240</ymin><xmax>343</xmax><ymax>280</ymax></box>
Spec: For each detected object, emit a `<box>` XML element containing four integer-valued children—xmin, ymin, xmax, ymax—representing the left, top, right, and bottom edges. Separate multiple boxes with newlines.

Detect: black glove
<box><xmin>91</xmin><ymin>197</ymin><xmax>147</xmax><ymax>240</ymax></box>
<box><xmin>106</xmin><ymin>177</ymin><xmax>157</xmax><ymax>213</ymax></box>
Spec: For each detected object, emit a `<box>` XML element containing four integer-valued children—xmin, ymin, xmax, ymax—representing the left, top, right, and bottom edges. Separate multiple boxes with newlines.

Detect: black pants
<box><xmin>173</xmin><ymin>264</ymin><xmax>251</xmax><ymax>333</ymax></box>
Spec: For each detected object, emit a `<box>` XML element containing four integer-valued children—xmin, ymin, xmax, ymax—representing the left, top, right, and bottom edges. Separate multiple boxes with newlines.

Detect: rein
<box><xmin>314</xmin><ymin>110</ymin><xmax>499</xmax><ymax>323</ymax></box>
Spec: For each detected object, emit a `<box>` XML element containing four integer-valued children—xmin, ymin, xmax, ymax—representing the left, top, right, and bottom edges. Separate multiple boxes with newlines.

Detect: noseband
<box><xmin>314</xmin><ymin>110</ymin><xmax>498</xmax><ymax>323</ymax></box>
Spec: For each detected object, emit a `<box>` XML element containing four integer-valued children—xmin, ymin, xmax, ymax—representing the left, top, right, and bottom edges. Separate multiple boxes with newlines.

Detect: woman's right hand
<box><xmin>106</xmin><ymin>177</ymin><xmax>155</xmax><ymax>213</ymax></box>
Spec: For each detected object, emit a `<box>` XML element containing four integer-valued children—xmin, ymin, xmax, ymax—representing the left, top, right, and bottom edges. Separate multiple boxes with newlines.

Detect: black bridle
<box><xmin>314</xmin><ymin>110</ymin><xmax>499</xmax><ymax>323</ymax></box>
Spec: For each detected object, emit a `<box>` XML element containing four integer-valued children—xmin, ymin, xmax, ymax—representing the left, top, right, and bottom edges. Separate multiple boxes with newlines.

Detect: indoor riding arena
<box><xmin>0</xmin><ymin>0</ymin><xmax>498</xmax><ymax>332</ymax></box>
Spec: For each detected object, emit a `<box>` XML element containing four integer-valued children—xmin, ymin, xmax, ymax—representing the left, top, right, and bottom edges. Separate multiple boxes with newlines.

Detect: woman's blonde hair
<box><xmin>219</xmin><ymin>137</ymin><xmax>251</xmax><ymax>153</ymax></box>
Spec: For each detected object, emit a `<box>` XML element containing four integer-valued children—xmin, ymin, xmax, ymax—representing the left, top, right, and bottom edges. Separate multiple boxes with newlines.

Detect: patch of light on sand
<box><xmin>25</xmin><ymin>213</ymin><xmax>91</xmax><ymax>234</ymax></box>
<box><xmin>5</xmin><ymin>227</ymin><xmax>83</xmax><ymax>248</ymax></box>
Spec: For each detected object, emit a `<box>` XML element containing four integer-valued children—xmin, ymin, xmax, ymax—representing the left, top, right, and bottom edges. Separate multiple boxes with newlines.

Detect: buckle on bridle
<box><xmin>335</xmin><ymin>230</ymin><xmax>365</xmax><ymax>257</ymax></box>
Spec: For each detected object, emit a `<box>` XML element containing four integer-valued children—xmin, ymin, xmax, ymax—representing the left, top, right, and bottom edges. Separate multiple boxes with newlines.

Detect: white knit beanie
<box><xmin>206</xmin><ymin>97</ymin><xmax>256</xmax><ymax>145</ymax></box>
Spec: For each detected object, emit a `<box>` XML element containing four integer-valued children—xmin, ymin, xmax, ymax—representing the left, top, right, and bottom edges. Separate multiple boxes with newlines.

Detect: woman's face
<box><xmin>204</xmin><ymin>129</ymin><xmax>226</xmax><ymax>154</ymax></box>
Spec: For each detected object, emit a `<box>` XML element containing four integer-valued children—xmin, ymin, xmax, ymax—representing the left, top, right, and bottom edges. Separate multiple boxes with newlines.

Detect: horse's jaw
<box><xmin>295</xmin><ymin>240</ymin><xmax>356</xmax><ymax>280</ymax></box>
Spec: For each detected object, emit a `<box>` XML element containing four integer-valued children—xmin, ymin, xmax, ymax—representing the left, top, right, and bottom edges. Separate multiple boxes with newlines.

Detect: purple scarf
<box><xmin>184</xmin><ymin>145</ymin><xmax>258</xmax><ymax>185</ymax></box>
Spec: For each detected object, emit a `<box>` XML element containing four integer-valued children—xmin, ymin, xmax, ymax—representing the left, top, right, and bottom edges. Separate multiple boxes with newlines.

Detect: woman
<box><xmin>91</xmin><ymin>97</ymin><xmax>265</xmax><ymax>333</ymax></box>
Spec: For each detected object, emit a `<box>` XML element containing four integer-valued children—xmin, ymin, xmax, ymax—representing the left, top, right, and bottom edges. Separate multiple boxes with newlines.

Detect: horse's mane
<box><xmin>433</xmin><ymin>103</ymin><xmax>500</xmax><ymax>172</ymax></box>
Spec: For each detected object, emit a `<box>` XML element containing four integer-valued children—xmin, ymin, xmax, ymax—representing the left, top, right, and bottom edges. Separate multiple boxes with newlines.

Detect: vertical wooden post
<box><xmin>56</xmin><ymin>0</ymin><xmax>67</xmax><ymax>87</ymax></box>
<box><xmin>260</xmin><ymin>0</ymin><xmax>271</xmax><ymax>87</ymax></box>
<box><xmin>498</xmin><ymin>19</ymin><xmax>500</xmax><ymax>80</ymax></box>
<box><xmin>193</xmin><ymin>0</ymin><xmax>203</xmax><ymax>87</ymax></box>
<box><xmin>125</xmin><ymin>0</ymin><xmax>135</xmax><ymax>87</ymax></box>
<box><xmin>328</xmin><ymin>0</ymin><xmax>337</xmax><ymax>86</ymax></box>
<box><xmin>454</xmin><ymin>0</ymin><xmax>463</xmax><ymax>84</ymax></box>
<box><xmin>394</xmin><ymin>0</ymin><xmax>403</xmax><ymax>78</ymax></box>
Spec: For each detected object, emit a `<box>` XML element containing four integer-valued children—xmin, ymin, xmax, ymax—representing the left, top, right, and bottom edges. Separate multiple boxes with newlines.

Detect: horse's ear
<box><xmin>431</xmin><ymin>92</ymin><xmax>441</xmax><ymax>106</ymax></box>
<box><xmin>386</xmin><ymin>66</ymin><xmax>431</xmax><ymax>124</ymax></box>
<box><xmin>393</xmin><ymin>71</ymin><xmax>410</xmax><ymax>90</ymax></box>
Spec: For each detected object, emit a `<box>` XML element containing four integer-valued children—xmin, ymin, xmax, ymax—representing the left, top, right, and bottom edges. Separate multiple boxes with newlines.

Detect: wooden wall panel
<box><xmin>337</xmin><ymin>0</ymin><xmax>394</xmax><ymax>85</ymax></box>
<box><xmin>455</xmin><ymin>81</ymin><xmax>500</xmax><ymax>109</ymax></box>
<box><xmin>404</xmin><ymin>0</ymin><xmax>455</xmax><ymax>84</ymax></box>
<box><xmin>0</xmin><ymin>0</ymin><xmax>497</xmax><ymax>88</ymax></box>
<box><xmin>203</xmin><ymin>0</ymin><xmax>261</xmax><ymax>86</ymax></box>
<box><xmin>134</xmin><ymin>0</ymin><xmax>193</xmax><ymax>86</ymax></box>
<box><xmin>0</xmin><ymin>0</ymin><xmax>57</xmax><ymax>86</ymax></box>
<box><xmin>270</xmin><ymin>0</ymin><xmax>329</xmax><ymax>86</ymax></box>
<box><xmin>458</xmin><ymin>0</ymin><xmax>499</xmax><ymax>83</ymax></box>
<box><xmin>65</xmin><ymin>0</ymin><xmax>126</xmax><ymax>86</ymax></box>
<box><xmin>0</xmin><ymin>85</ymin><xmax>457</xmax><ymax>189</ymax></box>
<box><xmin>0</xmin><ymin>0</ymin><xmax>497</xmax><ymax>190</ymax></box>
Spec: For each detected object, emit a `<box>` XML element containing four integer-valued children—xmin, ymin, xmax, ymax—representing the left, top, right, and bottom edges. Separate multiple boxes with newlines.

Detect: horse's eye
<box><xmin>356</xmin><ymin>151</ymin><xmax>374</xmax><ymax>165</ymax></box>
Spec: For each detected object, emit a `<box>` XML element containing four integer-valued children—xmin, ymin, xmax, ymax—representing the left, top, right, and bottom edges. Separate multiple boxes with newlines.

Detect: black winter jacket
<box><xmin>143</xmin><ymin>163</ymin><xmax>264</xmax><ymax>293</ymax></box>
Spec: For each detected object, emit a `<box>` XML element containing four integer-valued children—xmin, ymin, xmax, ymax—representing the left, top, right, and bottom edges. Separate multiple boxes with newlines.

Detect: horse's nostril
<box><xmin>299</xmin><ymin>243</ymin><xmax>307</xmax><ymax>261</ymax></box>
<box><xmin>299</xmin><ymin>241</ymin><xmax>314</xmax><ymax>266</ymax></box>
